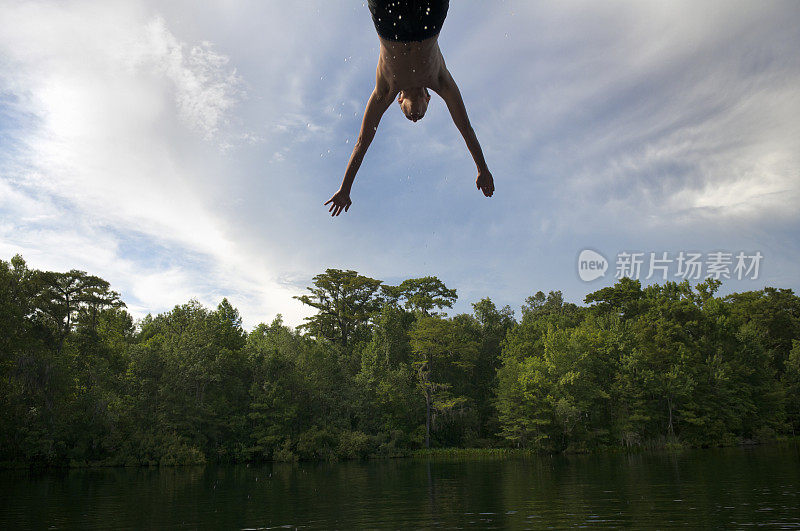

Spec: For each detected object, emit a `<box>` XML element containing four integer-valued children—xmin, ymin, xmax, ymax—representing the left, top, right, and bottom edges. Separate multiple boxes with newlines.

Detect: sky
<box><xmin>1</xmin><ymin>0</ymin><xmax>799</xmax><ymax>329</ymax></box>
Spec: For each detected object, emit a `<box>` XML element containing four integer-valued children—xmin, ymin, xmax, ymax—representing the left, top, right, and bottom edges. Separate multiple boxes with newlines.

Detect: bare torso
<box><xmin>376</xmin><ymin>35</ymin><xmax>445</xmax><ymax>94</ymax></box>
<box><xmin>324</xmin><ymin>29</ymin><xmax>494</xmax><ymax>216</ymax></box>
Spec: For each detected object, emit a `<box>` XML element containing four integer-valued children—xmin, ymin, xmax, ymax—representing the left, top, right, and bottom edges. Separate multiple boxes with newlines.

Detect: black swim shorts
<box><xmin>368</xmin><ymin>0</ymin><xmax>449</xmax><ymax>42</ymax></box>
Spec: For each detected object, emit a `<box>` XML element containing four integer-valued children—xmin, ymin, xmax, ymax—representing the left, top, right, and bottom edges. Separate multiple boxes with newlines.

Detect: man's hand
<box><xmin>476</xmin><ymin>169</ymin><xmax>494</xmax><ymax>197</ymax></box>
<box><xmin>325</xmin><ymin>189</ymin><xmax>352</xmax><ymax>216</ymax></box>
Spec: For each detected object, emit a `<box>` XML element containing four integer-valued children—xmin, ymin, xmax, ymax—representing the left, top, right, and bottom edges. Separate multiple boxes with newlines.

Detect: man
<box><xmin>325</xmin><ymin>0</ymin><xmax>494</xmax><ymax>216</ymax></box>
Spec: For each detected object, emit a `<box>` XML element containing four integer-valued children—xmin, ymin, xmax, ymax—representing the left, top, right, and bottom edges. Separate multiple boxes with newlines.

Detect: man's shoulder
<box><xmin>374</xmin><ymin>61</ymin><xmax>396</xmax><ymax>100</ymax></box>
<box><xmin>433</xmin><ymin>65</ymin><xmax>455</xmax><ymax>94</ymax></box>
<box><xmin>374</xmin><ymin>75</ymin><xmax>394</xmax><ymax>101</ymax></box>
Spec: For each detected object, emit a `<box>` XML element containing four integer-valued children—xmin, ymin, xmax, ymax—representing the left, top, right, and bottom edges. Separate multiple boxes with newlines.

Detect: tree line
<box><xmin>1</xmin><ymin>255</ymin><xmax>799</xmax><ymax>466</ymax></box>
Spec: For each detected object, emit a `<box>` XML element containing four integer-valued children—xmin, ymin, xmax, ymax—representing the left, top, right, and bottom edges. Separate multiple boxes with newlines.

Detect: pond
<box><xmin>2</xmin><ymin>444</ymin><xmax>799</xmax><ymax>528</ymax></box>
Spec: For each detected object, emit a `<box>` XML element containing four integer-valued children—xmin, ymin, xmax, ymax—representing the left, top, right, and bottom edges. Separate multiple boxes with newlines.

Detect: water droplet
<box><xmin>345</xmin><ymin>139</ymin><xmax>350</xmax><ymax>144</ymax></box>
<box><xmin>505</xmin><ymin>33</ymin><xmax>509</xmax><ymax>38</ymax></box>
<box><xmin>306</xmin><ymin>123</ymin><xmax>310</xmax><ymax>127</ymax></box>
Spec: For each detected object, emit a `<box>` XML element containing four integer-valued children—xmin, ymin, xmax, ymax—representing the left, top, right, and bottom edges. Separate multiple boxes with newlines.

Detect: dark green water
<box><xmin>2</xmin><ymin>445</ymin><xmax>799</xmax><ymax>529</ymax></box>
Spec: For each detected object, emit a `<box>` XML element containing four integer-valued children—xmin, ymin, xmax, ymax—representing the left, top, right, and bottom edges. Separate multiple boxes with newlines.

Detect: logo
<box><xmin>578</xmin><ymin>249</ymin><xmax>608</xmax><ymax>282</ymax></box>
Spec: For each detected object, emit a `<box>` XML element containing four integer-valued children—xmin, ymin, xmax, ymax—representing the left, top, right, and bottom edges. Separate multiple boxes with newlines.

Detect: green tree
<box><xmin>247</xmin><ymin>317</ymin><xmax>307</xmax><ymax>460</ymax></box>
<box><xmin>783</xmin><ymin>340</ymin><xmax>800</xmax><ymax>434</ymax></box>
<box><xmin>409</xmin><ymin>316</ymin><xmax>478</xmax><ymax>448</ymax></box>
<box><xmin>294</xmin><ymin>269</ymin><xmax>383</xmax><ymax>352</ymax></box>
<box><xmin>355</xmin><ymin>303</ymin><xmax>421</xmax><ymax>452</ymax></box>
<box><xmin>33</xmin><ymin>269</ymin><xmax>123</xmax><ymax>354</ymax></box>
<box><xmin>468</xmin><ymin>298</ymin><xmax>515</xmax><ymax>444</ymax></box>
<box><xmin>384</xmin><ymin>276</ymin><xmax>457</xmax><ymax>316</ymax></box>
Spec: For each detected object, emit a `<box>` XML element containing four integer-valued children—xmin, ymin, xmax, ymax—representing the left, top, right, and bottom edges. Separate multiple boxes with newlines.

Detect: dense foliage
<box><xmin>1</xmin><ymin>256</ymin><xmax>798</xmax><ymax>466</ymax></box>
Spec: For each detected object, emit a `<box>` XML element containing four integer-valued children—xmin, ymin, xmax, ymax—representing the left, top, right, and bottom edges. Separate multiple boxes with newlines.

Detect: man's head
<box><xmin>398</xmin><ymin>87</ymin><xmax>431</xmax><ymax>122</ymax></box>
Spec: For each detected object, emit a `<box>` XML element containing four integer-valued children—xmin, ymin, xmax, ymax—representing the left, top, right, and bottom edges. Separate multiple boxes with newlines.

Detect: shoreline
<box><xmin>3</xmin><ymin>436</ymin><xmax>798</xmax><ymax>470</ymax></box>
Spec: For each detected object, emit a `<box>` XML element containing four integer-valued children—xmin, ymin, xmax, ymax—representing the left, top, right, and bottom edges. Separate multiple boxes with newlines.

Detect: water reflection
<box><xmin>1</xmin><ymin>444</ymin><xmax>799</xmax><ymax>528</ymax></box>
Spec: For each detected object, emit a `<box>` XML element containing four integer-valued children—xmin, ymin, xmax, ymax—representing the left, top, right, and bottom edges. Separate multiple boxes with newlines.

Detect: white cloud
<box><xmin>138</xmin><ymin>16</ymin><xmax>243</xmax><ymax>138</ymax></box>
<box><xmin>0</xmin><ymin>0</ymin><xmax>308</xmax><ymax>327</ymax></box>
<box><xmin>446</xmin><ymin>1</ymin><xmax>800</xmax><ymax>232</ymax></box>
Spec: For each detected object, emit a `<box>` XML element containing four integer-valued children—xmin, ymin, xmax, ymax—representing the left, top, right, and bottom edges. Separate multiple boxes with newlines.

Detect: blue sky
<box><xmin>1</xmin><ymin>0</ymin><xmax>799</xmax><ymax>328</ymax></box>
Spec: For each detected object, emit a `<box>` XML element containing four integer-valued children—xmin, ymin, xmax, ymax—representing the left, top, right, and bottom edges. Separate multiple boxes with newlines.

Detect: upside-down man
<box><xmin>325</xmin><ymin>0</ymin><xmax>494</xmax><ymax>216</ymax></box>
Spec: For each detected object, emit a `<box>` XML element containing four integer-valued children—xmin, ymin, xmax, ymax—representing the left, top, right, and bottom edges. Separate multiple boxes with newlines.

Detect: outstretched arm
<box><xmin>434</xmin><ymin>68</ymin><xmax>494</xmax><ymax>197</ymax></box>
<box><xmin>325</xmin><ymin>86</ymin><xmax>394</xmax><ymax>216</ymax></box>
